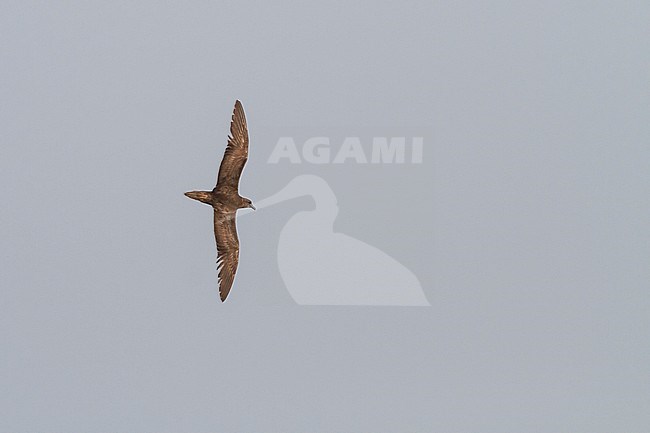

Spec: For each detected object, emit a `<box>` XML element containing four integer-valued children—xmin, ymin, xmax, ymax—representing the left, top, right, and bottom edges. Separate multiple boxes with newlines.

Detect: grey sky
<box><xmin>1</xmin><ymin>1</ymin><xmax>649</xmax><ymax>432</ymax></box>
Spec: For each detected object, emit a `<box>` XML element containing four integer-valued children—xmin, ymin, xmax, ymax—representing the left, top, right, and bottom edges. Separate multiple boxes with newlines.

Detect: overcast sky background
<box><xmin>1</xmin><ymin>1</ymin><xmax>649</xmax><ymax>432</ymax></box>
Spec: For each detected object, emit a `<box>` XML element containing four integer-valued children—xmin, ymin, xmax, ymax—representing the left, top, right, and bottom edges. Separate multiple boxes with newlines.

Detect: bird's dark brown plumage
<box><xmin>217</xmin><ymin>100</ymin><xmax>249</xmax><ymax>189</ymax></box>
<box><xmin>213</xmin><ymin>207</ymin><xmax>239</xmax><ymax>301</ymax></box>
<box><xmin>184</xmin><ymin>100</ymin><xmax>254</xmax><ymax>302</ymax></box>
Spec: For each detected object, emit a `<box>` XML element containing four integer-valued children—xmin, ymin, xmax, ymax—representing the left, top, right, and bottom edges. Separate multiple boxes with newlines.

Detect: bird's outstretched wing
<box><xmin>214</xmin><ymin>207</ymin><xmax>239</xmax><ymax>302</ymax></box>
<box><xmin>216</xmin><ymin>100</ymin><xmax>249</xmax><ymax>191</ymax></box>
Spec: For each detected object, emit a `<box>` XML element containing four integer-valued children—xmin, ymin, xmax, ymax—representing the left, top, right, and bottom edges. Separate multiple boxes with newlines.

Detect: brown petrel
<box><xmin>185</xmin><ymin>100</ymin><xmax>255</xmax><ymax>302</ymax></box>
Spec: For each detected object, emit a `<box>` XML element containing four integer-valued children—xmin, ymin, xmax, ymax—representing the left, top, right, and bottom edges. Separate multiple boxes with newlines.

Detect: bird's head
<box><xmin>240</xmin><ymin>197</ymin><xmax>256</xmax><ymax>210</ymax></box>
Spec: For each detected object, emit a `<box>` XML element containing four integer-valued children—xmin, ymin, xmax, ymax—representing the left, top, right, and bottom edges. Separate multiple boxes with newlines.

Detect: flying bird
<box><xmin>185</xmin><ymin>100</ymin><xmax>255</xmax><ymax>302</ymax></box>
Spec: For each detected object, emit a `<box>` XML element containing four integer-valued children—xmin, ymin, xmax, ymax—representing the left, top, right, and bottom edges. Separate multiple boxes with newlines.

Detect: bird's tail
<box><xmin>184</xmin><ymin>191</ymin><xmax>213</xmax><ymax>205</ymax></box>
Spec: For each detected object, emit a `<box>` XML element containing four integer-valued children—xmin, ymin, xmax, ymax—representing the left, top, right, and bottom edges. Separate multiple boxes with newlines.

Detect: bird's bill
<box><xmin>248</xmin><ymin>204</ymin><xmax>256</xmax><ymax>210</ymax></box>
